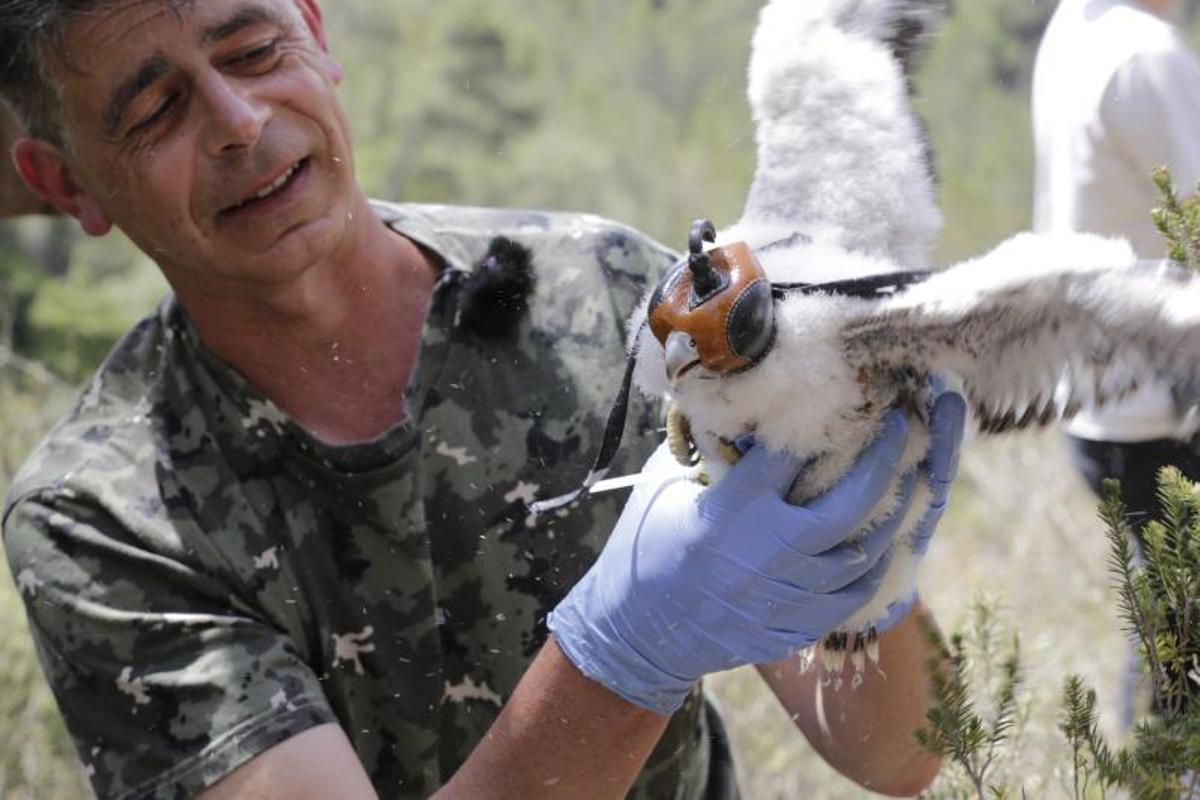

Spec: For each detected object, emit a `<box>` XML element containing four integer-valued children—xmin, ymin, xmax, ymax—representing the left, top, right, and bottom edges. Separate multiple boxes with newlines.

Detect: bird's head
<box><xmin>647</xmin><ymin>219</ymin><xmax>776</xmax><ymax>386</ymax></box>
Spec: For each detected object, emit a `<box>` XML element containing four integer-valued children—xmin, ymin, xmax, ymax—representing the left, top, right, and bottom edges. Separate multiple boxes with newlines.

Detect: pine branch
<box><xmin>984</xmin><ymin>637</ymin><xmax>1021</xmax><ymax>779</ymax></box>
<box><xmin>1101</xmin><ymin>479</ymin><xmax>1166</xmax><ymax>702</ymax></box>
<box><xmin>916</xmin><ymin>603</ymin><xmax>1024</xmax><ymax>799</ymax></box>
<box><xmin>1059</xmin><ymin>675</ymin><xmax>1090</xmax><ymax>800</ymax></box>
<box><xmin>1082</xmin><ymin>472</ymin><xmax>1200</xmax><ymax>797</ymax></box>
<box><xmin>1059</xmin><ymin>674</ymin><xmax>1123</xmax><ymax>798</ymax></box>
<box><xmin>1151</xmin><ymin>166</ymin><xmax>1200</xmax><ymax>270</ymax></box>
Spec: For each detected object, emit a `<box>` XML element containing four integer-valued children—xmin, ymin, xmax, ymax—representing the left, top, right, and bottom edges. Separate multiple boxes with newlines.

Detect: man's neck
<box><xmin>179</xmin><ymin>193</ymin><xmax>440</xmax><ymax>444</ymax></box>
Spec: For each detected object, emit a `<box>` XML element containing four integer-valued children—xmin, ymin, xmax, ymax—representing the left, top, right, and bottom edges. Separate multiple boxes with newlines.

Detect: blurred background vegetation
<box><xmin>2</xmin><ymin>1</ymin><xmax>1199</xmax><ymax>797</ymax></box>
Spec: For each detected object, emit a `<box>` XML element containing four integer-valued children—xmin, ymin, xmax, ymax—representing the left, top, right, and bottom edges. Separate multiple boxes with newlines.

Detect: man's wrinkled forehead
<box><xmin>55</xmin><ymin>0</ymin><xmax>294</xmax><ymax>73</ymax></box>
<box><xmin>57</xmin><ymin>0</ymin><xmax>191</xmax><ymax>58</ymax></box>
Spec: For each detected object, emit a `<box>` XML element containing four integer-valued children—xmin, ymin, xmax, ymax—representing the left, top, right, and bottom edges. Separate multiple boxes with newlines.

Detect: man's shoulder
<box><xmin>1052</xmin><ymin>1</ymin><xmax>1180</xmax><ymax>66</ymax></box>
<box><xmin>372</xmin><ymin>200</ymin><xmax>674</xmax><ymax>243</ymax></box>
<box><xmin>372</xmin><ymin>200</ymin><xmax>679</xmax><ymax>275</ymax></box>
<box><xmin>1041</xmin><ymin>2</ymin><xmax>1176</xmax><ymax>72</ymax></box>
<box><xmin>3</xmin><ymin>301</ymin><xmax>178</xmax><ymax>525</ymax></box>
<box><xmin>375</xmin><ymin>202</ymin><xmax>680</xmax><ymax>349</ymax></box>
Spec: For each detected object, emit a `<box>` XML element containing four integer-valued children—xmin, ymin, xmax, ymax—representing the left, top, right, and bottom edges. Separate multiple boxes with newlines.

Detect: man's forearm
<box><xmin>436</xmin><ymin>636</ymin><xmax>670</xmax><ymax>799</ymax></box>
<box><xmin>756</xmin><ymin>601</ymin><xmax>943</xmax><ymax>797</ymax></box>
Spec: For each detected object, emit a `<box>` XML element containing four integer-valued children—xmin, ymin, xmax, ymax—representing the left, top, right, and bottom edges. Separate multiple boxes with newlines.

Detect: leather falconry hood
<box><xmin>647</xmin><ymin>219</ymin><xmax>776</xmax><ymax>374</ymax></box>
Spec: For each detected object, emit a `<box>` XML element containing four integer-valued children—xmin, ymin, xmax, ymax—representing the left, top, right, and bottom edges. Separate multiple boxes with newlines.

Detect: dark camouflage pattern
<box><xmin>2</xmin><ymin>202</ymin><xmax>725</xmax><ymax>799</ymax></box>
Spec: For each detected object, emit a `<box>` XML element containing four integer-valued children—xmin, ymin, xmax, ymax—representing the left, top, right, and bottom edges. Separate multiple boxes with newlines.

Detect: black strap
<box><xmin>528</xmin><ymin>335</ymin><xmax>643</xmax><ymax>514</ymax></box>
<box><xmin>771</xmin><ymin>269</ymin><xmax>932</xmax><ymax>299</ymax></box>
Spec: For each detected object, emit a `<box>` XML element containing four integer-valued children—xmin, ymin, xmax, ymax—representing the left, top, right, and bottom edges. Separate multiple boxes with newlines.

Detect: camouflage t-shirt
<box><xmin>2</xmin><ymin>202</ymin><xmax>731</xmax><ymax>799</ymax></box>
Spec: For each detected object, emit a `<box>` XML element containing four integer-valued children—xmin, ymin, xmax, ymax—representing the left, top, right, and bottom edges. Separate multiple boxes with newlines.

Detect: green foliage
<box><xmin>1058</xmin><ymin>675</ymin><xmax>1113</xmax><ymax>799</ymax></box>
<box><xmin>1102</xmin><ymin>473</ymin><xmax>1200</xmax><ymax>719</ymax></box>
<box><xmin>0</xmin><ymin>223</ymin><xmax>166</xmax><ymax>382</ymax></box>
<box><xmin>0</xmin><ymin>249</ymin><xmax>40</xmax><ymax>350</ymax></box>
<box><xmin>22</xmin><ymin>243</ymin><xmax>166</xmax><ymax>382</ymax></box>
<box><xmin>334</xmin><ymin>0</ymin><xmax>759</xmax><ymax>246</ymax></box>
<box><xmin>916</xmin><ymin>598</ymin><xmax>1026</xmax><ymax>799</ymax></box>
<box><xmin>1059</xmin><ymin>473</ymin><xmax>1200</xmax><ymax>799</ymax></box>
<box><xmin>1151</xmin><ymin>167</ymin><xmax>1200</xmax><ymax>271</ymax></box>
<box><xmin>920</xmin><ymin>472</ymin><xmax>1200</xmax><ymax>800</ymax></box>
<box><xmin>913</xmin><ymin>0</ymin><xmax>1053</xmax><ymax>265</ymax></box>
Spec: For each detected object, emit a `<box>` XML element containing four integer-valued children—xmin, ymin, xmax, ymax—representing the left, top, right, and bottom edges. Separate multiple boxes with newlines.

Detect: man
<box><xmin>1033</xmin><ymin>0</ymin><xmax>1200</xmax><ymax>515</ymax></box>
<box><xmin>0</xmin><ymin>1</ymin><xmax>963</xmax><ymax>797</ymax></box>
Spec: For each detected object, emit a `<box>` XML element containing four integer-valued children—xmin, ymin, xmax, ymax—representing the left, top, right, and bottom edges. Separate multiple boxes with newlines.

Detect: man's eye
<box><xmin>131</xmin><ymin>93</ymin><xmax>178</xmax><ymax>135</ymax></box>
<box><xmin>233</xmin><ymin>39</ymin><xmax>279</xmax><ymax>67</ymax></box>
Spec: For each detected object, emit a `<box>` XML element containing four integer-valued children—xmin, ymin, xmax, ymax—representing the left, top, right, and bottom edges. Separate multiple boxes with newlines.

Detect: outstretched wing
<box><xmin>843</xmin><ymin>232</ymin><xmax>1200</xmax><ymax>433</ymax></box>
<box><xmin>720</xmin><ymin>0</ymin><xmax>946</xmax><ymax>270</ymax></box>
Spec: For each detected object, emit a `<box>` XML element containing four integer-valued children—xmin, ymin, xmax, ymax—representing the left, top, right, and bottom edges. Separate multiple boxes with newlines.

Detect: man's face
<box><xmin>47</xmin><ymin>0</ymin><xmax>354</xmax><ymax>293</ymax></box>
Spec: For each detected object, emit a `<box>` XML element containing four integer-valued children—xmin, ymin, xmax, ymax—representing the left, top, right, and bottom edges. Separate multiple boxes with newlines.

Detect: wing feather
<box><xmin>843</xmin><ymin>232</ymin><xmax>1200</xmax><ymax>434</ymax></box>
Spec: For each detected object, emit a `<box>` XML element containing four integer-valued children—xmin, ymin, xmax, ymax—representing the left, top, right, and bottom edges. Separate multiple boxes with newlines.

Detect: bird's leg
<box><xmin>666</xmin><ymin>402</ymin><xmax>700</xmax><ymax>468</ymax></box>
<box><xmin>664</xmin><ymin>402</ymin><xmax>745</xmax><ymax>486</ymax></box>
<box><xmin>664</xmin><ymin>402</ymin><xmax>712</xmax><ymax>484</ymax></box>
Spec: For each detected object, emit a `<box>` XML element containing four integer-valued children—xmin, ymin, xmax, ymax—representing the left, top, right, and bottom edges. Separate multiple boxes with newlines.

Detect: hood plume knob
<box><xmin>688</xmin><ymin>219</ymin><xmax>722</xmax><ymax>299</ymax></box>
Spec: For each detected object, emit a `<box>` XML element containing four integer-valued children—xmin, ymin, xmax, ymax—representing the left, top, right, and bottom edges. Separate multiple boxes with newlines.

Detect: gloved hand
<box><xmin>549</xmin><ymin>408</ymin><xmax>943</xmax><ymax>715</ymax></box>
<box><xmin>860</xmin><ymin>389</ymin><xmax>967</xmax><ymax>632</ymax></box>
<box><xmin>909</xmin><ymin>390</ymin><xmax>966</xmax><ymax>557</ymax></box>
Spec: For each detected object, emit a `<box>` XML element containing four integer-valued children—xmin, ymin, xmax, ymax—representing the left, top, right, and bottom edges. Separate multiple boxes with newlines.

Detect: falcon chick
<box><xmin>625</xmin><ymin>0</ymin><xmax>1200</xmax><ymax>672</ymax></box>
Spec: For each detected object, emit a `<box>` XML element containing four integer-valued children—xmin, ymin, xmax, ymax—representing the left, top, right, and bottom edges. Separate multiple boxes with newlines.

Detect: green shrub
<box><xmin>919</xmin><ymin>470</ymin><xmax>1200</xmax><ymax>800</ymax></box>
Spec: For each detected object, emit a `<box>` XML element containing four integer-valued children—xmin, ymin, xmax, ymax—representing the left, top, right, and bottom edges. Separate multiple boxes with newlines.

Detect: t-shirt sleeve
<box><xmin>1102</xmin><ymin>40</ymin><xmax>1200</xmax><ymax>193</ymax></box>
<box><xmin>3</xmin><ymin>493</ymin><xmax>338</xmax><ymax>800</ymax></box>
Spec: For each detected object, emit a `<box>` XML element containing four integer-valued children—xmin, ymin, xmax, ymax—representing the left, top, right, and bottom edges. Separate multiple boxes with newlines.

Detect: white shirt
<box><xmin>1032</xmin><ymin>0</ymin><xmax>1200</xmax><ymax>441</ymax></box>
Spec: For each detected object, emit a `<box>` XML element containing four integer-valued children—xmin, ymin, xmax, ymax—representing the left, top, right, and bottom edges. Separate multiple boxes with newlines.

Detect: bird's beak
<box><xmin>665</xmin><ymin>331</ymin><xmax>701</xmax><ymax>385</ymax></box>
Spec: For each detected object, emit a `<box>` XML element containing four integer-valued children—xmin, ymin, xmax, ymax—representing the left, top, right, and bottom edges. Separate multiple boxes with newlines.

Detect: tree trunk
<box><xmin>0</xmin><ymin>105</ymin><xmax>54</xmax><ymax>217</ymax></box>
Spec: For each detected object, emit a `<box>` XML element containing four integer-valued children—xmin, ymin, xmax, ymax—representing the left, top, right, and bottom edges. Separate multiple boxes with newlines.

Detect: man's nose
<box><xmin>199</xmin><ymin>75</ymin><xmax>269</xmax><ymax>155</ymax></box>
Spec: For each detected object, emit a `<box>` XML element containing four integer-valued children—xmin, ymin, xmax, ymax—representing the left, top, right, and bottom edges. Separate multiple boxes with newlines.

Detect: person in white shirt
<box><xmin>1033</xmin><ymin>0</ymin><xmax>1200</xmax><ymax>532</ymax></box>
<box><xmin>1033</xmin><ymin>0</ymin><xmax>1200</xmax><ymax>728</ymax></box>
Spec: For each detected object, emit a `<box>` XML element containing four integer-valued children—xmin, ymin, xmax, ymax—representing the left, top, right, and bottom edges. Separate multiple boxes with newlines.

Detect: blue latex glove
<box><xmin>910</xmin><ymin>390</ymin><xmax>966</xmax><ymax>556</ymax></box>
<box><xmin>549</xmin><ymin>409</ymin><xmax>930</xmax><ymax>715</ymax></box>
<box><xmin>862</xmin><ymin>390</ymin><xmax>967</xmax><ymax>632</ymax></box>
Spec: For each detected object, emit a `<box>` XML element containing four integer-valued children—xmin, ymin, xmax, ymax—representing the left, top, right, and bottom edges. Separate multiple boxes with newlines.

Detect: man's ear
<box><xmin>294</xmin><ymin>0</ymin><xmax>343</xmax><ymax>84</ymax></box>
<box><xmin>12</xmin><ymin>138</ymin><xmax>111</xmax><ymax>236</ymax></box>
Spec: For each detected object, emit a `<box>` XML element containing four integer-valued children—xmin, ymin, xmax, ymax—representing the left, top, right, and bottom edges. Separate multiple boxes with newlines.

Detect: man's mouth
<box><xmin>220</xmin><ymin>157</ymin><xmax>311</xmax><ymax>217</ymax></box>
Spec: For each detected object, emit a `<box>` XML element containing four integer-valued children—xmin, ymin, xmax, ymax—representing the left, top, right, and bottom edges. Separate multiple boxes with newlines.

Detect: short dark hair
<box><xmin>0</xmin><ymin>0</ymin><xmax>183</xmax><ymax>145</ymax></box>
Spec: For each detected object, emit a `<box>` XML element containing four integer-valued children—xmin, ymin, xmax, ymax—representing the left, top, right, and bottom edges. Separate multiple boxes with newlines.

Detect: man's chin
<box><xmin>219</xmin><ymin>215</ymin><xmax>345</xmax><ymax>284</ymax></box>
<box><xmin>213</xmin><ymin>192</ymin><xmax>349</xmax><ymax>265</ymax></box>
